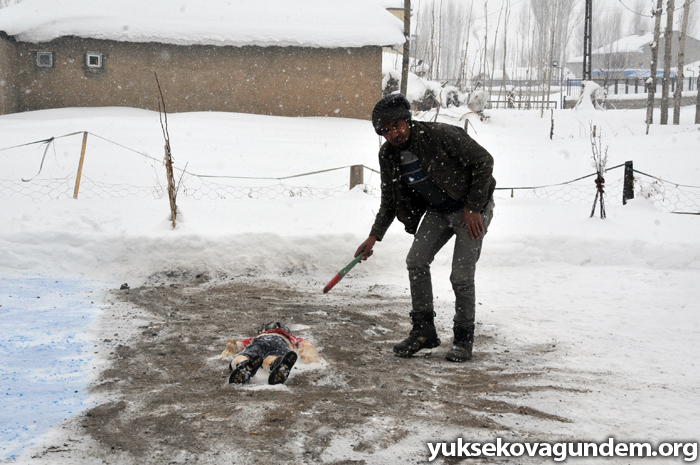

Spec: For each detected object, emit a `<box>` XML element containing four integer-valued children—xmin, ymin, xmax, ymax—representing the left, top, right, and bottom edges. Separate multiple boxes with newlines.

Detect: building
<box><xmin>567</xmin><ymin>30</ymin><xmax>700</xmax><ymax>79</ymax></box>
<box><xmin>0</xmin><ymin>0</ymin><xmax>404</xmax><ymax>119</ymax></box>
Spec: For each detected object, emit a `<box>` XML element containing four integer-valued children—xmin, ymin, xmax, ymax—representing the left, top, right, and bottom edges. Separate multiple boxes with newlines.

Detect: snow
<box><xmin>574</xmin><ymin>81</ymin><xmax>602</xmax><ymax>110</ymax></box>
<box><xmin>0</xmin><ymin>0</ymin><xmax>405</xmax><ymax>49</ymax></box>
<box><xmin>1</xmin><ymin>103</ymin><xmax>699</xmax><ymax>462</ymax></box>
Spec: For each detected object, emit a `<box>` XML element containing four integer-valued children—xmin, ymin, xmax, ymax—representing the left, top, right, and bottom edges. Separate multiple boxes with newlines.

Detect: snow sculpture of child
<box><xmin>219</xmin><ymin>321</ymin><xmax>320</xmax><ymax>385</ymax></box>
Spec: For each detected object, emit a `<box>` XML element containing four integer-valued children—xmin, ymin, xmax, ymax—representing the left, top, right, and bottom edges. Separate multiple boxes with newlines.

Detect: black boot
<box><xmin>229</xmin><ymin>355</ymin><xmax>263</xmax><ymax>384</ymax></box>
<box><xmin>268</xmin><ymin>351</ymin><xmax>298</xmax><ymax>385</ymax></box>
<box><xmin>393</xmin><ymin>311</ymin><xmax>441</xmax><ymax>357</ymax></box>
<box><xmin>445</xmin><ymin>324</ymin><xmax>474</xmax><ymax>362</ymax></box>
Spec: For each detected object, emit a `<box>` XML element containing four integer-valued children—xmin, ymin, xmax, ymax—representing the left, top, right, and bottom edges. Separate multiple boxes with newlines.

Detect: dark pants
<box><xmin>239</xmin><ymin>334</ymin><xmax>291</xmax><ymax>360</ymax></box>
<box><xmin>406</xmin><ymin>199</ymin><xmax>494</xmax><ymax>327</ymax></box>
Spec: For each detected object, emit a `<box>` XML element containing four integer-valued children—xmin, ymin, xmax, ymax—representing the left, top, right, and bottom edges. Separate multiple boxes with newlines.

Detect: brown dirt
<box><xmin>26</xmin><ymin>272</ymin><xmax>578</xmax><ymax>464</ymax></box>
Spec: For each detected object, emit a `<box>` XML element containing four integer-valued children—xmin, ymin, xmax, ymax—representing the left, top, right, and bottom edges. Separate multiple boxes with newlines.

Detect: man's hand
<box><xmin>461</xmin><ymin>209</ymin><xmax>484</xmax><ymax>240</ymax></box>
<box><xmin>355</xmin><ymin>236</ymin><xmax>377</xmax><ymax>260</ymax></box>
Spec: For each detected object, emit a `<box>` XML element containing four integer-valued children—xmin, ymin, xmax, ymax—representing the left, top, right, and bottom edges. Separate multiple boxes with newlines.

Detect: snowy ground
<box><xmin>1</xmin><ymin>104</ymin><xmax>699</xmax><ymax>463</ymax></box>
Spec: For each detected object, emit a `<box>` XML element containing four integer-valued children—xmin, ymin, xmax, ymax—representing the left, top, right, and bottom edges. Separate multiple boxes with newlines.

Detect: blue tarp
<box><xmin>0</xmin><ymin>277</ymin><xmax>103</xmax><ymax>460</ymax></box>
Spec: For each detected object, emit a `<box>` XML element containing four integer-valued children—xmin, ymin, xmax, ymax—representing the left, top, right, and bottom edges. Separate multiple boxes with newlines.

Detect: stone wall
<box><xmin>0</xmin><ymin>32</ymin><xmax>18</xmax><ymax>116</ymax></box>
<box><xmin>3</xmin><ymin>37</ymin><xmax>382</xmax><ymax>119</ymax></box>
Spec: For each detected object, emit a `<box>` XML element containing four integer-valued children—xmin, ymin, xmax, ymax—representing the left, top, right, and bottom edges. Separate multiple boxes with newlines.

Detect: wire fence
<box><xmin>1</xmin><ymin>132</ymin><xmax>698</xmax><ymax>215</ymax></box>
<box><xmin>496</xmin><ymin>163</ymin><xmax>700</xmax><ymax>215</ymax></box>
<box><xmin>566</xmin><ymin>77</ymin><xmax>699</xmax><ymax>101</ymax></box>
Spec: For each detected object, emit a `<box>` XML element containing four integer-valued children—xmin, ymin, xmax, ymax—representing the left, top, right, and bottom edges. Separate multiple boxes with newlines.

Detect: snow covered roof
<box><xmin>595</xmin><ymin>33</ymin><xmax>655</xmax><ymax>55</ymax></box>
<box><xmin>569</xmin><ymin>33</ymin><xmax>655</xmax><ymax>63</ymax></box>
<box><xmin>0</xmin><ymin>0</ymin><xmax>405</xmax><ymax>49</ymax></box>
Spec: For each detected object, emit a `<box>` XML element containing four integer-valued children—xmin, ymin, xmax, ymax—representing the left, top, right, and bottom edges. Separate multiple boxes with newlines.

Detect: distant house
<box><xmin>567</xmin><ymin>30</ymin><xmax>700</xmax><ymax>79</ymax></box>
<box><xmin>0</xmin><ymin>0</ymin><xmax>404</xmax><ymax>119</ymax></box>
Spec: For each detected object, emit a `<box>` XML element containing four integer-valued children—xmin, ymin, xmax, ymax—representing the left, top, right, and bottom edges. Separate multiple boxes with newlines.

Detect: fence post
<box><xmin>73</xmin><ymin>132</ymin><xmax>88</xmax><ymax>199</ymax></box>
<box><xmin>349</xmin><ymin>165</ymin><xmax>364</xmax><ymax>190</ymax></box>
<box><xmin>623</xmin><ymin>160</ymin><xmax>634</xmax><ymax>205</ymax></box>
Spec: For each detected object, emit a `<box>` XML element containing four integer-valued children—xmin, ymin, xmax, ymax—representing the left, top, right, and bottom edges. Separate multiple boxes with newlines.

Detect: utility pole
<box><xmin>400</xmin><ymin>0</ymin><xmax>411</xmax><ymax>97</ymax></box>
<box><xmin>582</xmin><ymin>0</ymin><xmax>592</xmax><ymax>80</ymax></box>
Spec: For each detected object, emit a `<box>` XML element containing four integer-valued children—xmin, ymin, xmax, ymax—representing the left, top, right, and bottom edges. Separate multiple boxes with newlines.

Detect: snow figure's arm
<box><xmin>297</xmin><ymin>339</ymin><xmax>320</xmax><ymax>363</ymax></box>
<box><xmin>219</xmin><ymin>337</ymin><xmax>243</xmax><ymax>359</ymax></box>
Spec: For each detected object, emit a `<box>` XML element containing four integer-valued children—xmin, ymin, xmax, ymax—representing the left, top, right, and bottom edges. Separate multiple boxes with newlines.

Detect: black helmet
<box><xmin>371</xmin><ymin>93</ymin><xmax>412</xmax><ymax>135</ymax></box>
<box><xmin>257</xmin><ymin>321</ymin><xmax>292</xmax><ymax>335</ymax></box>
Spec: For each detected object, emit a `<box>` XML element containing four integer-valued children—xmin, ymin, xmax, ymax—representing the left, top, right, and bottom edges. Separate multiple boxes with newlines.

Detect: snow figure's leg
<box><xmin>230</xmin><ymin>354</ymin><xmax>248</xmax><ymax>371</ymax></box>
<box><xmin>268</xmin><ymin>351</ymin><xmax>298</xmax><ymax>385</ymax></box>
<box><xmin>228</xmin><ymin>355</ymin><xmax>263</xmax><ymax>384</ymax></box>
<box><xmin>228</xmin><ymin>337</ymin><xmax>268</xmax><ymax>383</ymax></box>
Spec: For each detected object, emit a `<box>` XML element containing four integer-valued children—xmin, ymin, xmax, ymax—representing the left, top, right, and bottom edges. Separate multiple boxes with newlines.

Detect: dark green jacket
<box><xmin>369</xmin><ymin>121</ymin><xmax>496</xmax><ymax>240</ymax></box>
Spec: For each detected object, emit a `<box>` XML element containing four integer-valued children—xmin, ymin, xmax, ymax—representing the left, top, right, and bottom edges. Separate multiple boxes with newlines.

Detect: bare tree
<box><xmin>457</xmin><ymin>2</ymin><xmax>475</xmax><ymax>87</ymax></box>
<box><xmin>515</xmin><ymin>5</ymin><xmax>537</xmax><ymax>105</ymax></box>
<box><xmin>692</xmin><ymin>0</ymin><xmax>700</xmax><ymax>123</ymax></box>
<box><xmin>0</xmin><ymin>0</ymin><xmax>22</xmax><ymax>7</ymax></box>
<box><xmin>530</xmin><ymin>0</ymin><xmax>553</xmax><ymax>79</ymax></box>
<box><xmin>499</xmin><ymin>0</ymin><xmax>512</xmax><ymax>102</ymax></box>
<box><xmin>482</xmin><ymin>0</ymin><xmax>489</xmax><ymax>83</ymax></box>
<box><xmin>696</xmin><ymin>77</ymin><xmax>700</xmax><ymax>124</ymax></box>
<box><xmin>646</xmin><ymin>0</ymin><xmax>664</xmax><ymax>132</ymax></box>
<box><xmin>413</xmin><ymin>0</ymin><xmax>478</xmax><ymax>87</ymax></box>
<box><xmin>488</xmin><ymin>2</ymin><xmax>505</xmax><ymax>93</ymax></box>
<box><xmin>629</xmin><ymin>0</ymin><xmax>651</xmax><ymax>34</ymax></box>
<box><xmin>673</xmin><ymin>0</ymin><xmax>691</xmax><ymax>124</ymax></box>
<box><xmin>687</xmin><ymin>0</ymin><xmax>700</xmax><ymax>37</ymax></box>
<box><xmin>434</xmin><ymin>0</ymin><xmax>443</xmax><ymax>81</ymax></box>
<box><xmin>437</xmin><ymin>0</ymin><xmax>467</xmax><ymax>82</ymax></box>
<box><xmin>553</xmin><ymin>0</ymin><xmax>577</xmax><ymax>77</ymax></box>
<box><xmin>660</xmin><ymin>0</ymin><xmax>675</xmax><ymax>125</ymax></box>
<box><xmin>155</xmin><ymin>73</ymin><xmax>180</xmax><ymax>229</ymax></box>
<box><xmin>413</xmin><ymin>0</ymin><xmax>436</xmax><ymax>79</ymax></box>
<box><xmin>541</xmin><ymin>0</ymin><xmax>559</xmax><ymax>116</ymax></box>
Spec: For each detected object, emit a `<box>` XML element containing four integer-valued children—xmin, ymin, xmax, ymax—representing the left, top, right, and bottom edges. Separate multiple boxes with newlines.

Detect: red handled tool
<box><xmin>323</xmin><ymin>253</ymin><xmax>363</xmax><ymax>294</ymax></box>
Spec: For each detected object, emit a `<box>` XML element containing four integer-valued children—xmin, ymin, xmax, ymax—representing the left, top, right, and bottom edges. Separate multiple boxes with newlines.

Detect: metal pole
<box><xmin>623</xmin><ymin>161</ymin><xmax>634</xmax><ymax>205</ymax></box>
<box><xmin>583</xmin><ymin>0</ymin><xmax>592</xmax><ymax>80</ymax></box>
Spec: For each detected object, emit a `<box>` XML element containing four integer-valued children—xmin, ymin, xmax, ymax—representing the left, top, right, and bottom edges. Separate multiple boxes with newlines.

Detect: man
<box><xmin>355</xmin><ymin>93</ymin><xmax>496</xmax><ymax>362</ymax></box>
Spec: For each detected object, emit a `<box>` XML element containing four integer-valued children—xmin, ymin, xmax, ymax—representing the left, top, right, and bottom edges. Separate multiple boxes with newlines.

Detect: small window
<box><xmin>36</xmin><ymin>51</ymin><xmax>53</xmax><ymax>68</ymax></box>
<box><xmin>85</xmin><ymin>52</ymin><xmax>103</xmax><ymax>68</ymax></box>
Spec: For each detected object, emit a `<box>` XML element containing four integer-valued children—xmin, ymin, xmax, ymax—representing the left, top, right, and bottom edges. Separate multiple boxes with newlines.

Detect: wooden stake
<box><xmin>73</xmin><ymin>132</ymin><xmax>88</xmax><ymax>199</ymax></box>
<box><xmin>349</xmin><ymin>165</ymin><xmax>364</xmax><ymax>190</ymax></box>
